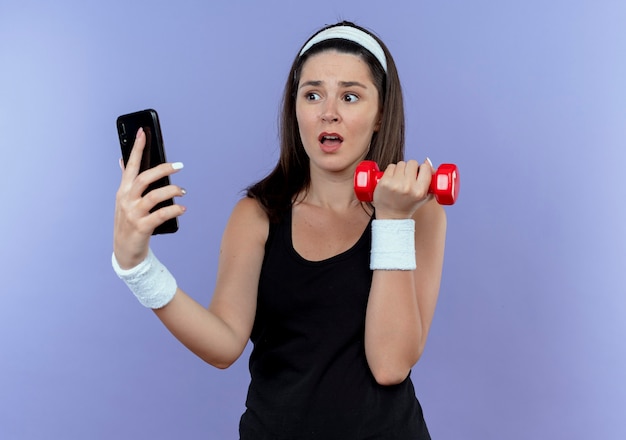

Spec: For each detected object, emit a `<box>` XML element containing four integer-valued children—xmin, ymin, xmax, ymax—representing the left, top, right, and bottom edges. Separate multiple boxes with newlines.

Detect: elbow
<box><xmin>369</xmin><ymin>357</ymin><xmax>416</xmax><ymax>386</ymax></box>
<box><xmin>371</xmin><ymin>366</ymin><xmax>411</xmax><ymax>386</ymax></box>
<box><xmin>209</xmin><ymin>358</ymin><xmax>235</xmax><ymax>370</ymax></box>
<box><xmin>197</xmin><ymin>338</ymin><xmax>247</xmax><ymax>370</ymax></box>
<box><xmin>369</xmin><ymin>346</ymin><xmax>425</xmax><ymax>386</ymax></box>
<box><xmin>199</xmin><ymin>350</ymin><xmax>241</xmax><ymax>370</ymax></box>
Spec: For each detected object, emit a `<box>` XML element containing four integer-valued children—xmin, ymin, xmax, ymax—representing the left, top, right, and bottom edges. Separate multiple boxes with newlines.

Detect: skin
<box><xmin>113</xmin><ymin>50</ymin><xmax>447</xmax><ymax>385</ymax></box>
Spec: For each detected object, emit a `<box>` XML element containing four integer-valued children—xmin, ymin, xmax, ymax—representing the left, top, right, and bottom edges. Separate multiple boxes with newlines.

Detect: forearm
<box><xmin>364</xmin><ymin>202</ymin><xmax>446</xmax><ymax>384</ymax></box>
<box><xmin>153</xmin><ymin>288</ymin><xmax>247</xmax><ymax>369</ymax></box>
<box><xmin>364</xmin><ymin>270</ymin><xmax>424</xmax><ymax>385</ymax></box>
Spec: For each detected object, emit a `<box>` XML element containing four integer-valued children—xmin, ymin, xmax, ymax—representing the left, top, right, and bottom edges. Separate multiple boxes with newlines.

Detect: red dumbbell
<box><xmin>354</xmin><ymin>160</ymin><xmax>460</xmax><ymax>205</ymax></box>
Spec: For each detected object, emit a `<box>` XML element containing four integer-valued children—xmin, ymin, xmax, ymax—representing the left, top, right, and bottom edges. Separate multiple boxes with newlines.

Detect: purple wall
<box><xmin>1</xmin><ymin>1</ymin><xmax>624</xmax><ymax>438</ymax></box>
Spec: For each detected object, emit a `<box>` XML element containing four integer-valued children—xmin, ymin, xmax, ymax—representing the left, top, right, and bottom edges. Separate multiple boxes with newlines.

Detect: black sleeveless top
<box><xmin>239</xmin><ymin>209</ymin><xmax>430</xmax><ymax>439</ymax></box>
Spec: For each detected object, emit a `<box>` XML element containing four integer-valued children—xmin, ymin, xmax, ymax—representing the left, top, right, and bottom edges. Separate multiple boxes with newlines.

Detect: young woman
<box><xmin>113</xmin><ymin>21</ymin><xmax>446</xmax><ymax>439</ymax></box>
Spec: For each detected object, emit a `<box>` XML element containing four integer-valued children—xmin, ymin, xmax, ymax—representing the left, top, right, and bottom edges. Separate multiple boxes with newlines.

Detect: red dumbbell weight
<box><xmin>354</xmin><ymin>160</ymin><xmax>460</xmax><ymax>205</ymax></box>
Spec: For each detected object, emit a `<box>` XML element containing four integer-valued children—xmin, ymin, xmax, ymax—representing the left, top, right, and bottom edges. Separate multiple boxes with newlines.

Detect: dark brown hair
<box><xmin>246</xmin><ymin>21</ymin><xmax>405</xmax><ymax>222</ymax></box>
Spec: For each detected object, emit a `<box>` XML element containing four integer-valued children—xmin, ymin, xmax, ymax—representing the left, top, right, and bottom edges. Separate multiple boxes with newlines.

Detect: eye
<box><xmin>305</xmin><ymin>92</ymin><xmax>321</xmax><ymax>101</ymax></box>
<box><xmin>343</xmin><ymin>93</ymin><xmax>359</xmax><ymax>103</ymax></box>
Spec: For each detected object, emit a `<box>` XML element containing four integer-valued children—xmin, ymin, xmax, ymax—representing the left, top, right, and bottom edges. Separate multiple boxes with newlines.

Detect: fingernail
<box><xmin>118</xmin><ymin>158</ymin><xmax>124</xmax><ymax>170</ymax></box>
<box><xmin>172</xmin><ymin>162</ymin><xmax>184</xmax><ymax>170</ymax></box>
<box><xmin>181</xmin><ymin>187</ymin><xmax>187</xmax><ymax>195</ymax></box>
<box><xmin>426</xmin><ymin>157</ymin><xmax>433</xmax><ymax>168</ymax></box>
<box><xmin>136</xmin><ymin>127</ymin><xmax>143</xmax><ymax>138</ymax></box>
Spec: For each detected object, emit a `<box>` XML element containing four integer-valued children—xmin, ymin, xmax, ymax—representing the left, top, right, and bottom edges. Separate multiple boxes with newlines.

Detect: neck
<box><xmin>296</xmin><ymin>170</ymin><xmax>361</xmax><ymax>212</ymax></box>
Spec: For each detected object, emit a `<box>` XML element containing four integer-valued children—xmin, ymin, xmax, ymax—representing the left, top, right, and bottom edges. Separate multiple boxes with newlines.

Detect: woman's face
<box><xmin>296</xmin><ymin>50</ymin><xmax>381</xmax><ymax>175</ymax></box>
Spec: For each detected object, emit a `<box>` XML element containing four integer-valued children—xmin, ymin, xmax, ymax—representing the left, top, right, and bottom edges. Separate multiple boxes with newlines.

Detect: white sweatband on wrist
<box><xmin>370</xmin><ymin>219</ymin><xmax>416</xmax><ymax>271</ymax></box>
<box><xmin>111</xmin><ymin>248</ymin><xmax>177</xmax><ymax>309</ymax></box>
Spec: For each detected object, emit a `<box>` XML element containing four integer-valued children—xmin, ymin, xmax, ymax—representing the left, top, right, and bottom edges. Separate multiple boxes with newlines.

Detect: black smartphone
<box><xmin>116</xmin><ymin>109</ymin><xmax>178</xmax><ymax>235</ymax></box>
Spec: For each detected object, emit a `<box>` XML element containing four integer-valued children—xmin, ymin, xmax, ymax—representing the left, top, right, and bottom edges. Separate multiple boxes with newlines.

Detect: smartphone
<box><xmin>116</xmin><ymin>109</ymin><xmax>178</xmax><ymax>235</ymax></box>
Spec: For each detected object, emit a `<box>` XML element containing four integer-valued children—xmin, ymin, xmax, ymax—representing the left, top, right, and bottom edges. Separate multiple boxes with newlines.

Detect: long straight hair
<box><xmin>246</xmin><ymin>21</ymin><xmax>406</xmax><ymax>222</ymax></box>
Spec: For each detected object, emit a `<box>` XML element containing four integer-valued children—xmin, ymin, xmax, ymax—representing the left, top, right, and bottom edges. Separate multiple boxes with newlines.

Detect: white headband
<box><xmin>299</xmin><ymin>26</ymin><xmax>388</xmax><ymax>73</ymax></box>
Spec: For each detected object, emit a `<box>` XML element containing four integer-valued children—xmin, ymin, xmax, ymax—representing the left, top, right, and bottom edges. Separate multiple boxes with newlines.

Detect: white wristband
<box><xmin>111</xmin><ymin>248</ymin><xmax>177</xmax><ymax>309</ymax></box>
<box><xmin>370</xmin><ymin>219</ymin><xmax>416</xmax><ymax>270</ymax></box>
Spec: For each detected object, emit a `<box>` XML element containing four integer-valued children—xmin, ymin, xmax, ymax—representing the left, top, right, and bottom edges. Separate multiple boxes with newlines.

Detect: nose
<box><xmin>320</xmin><ymin>100</ymin><xmax>340</xmax><ymax>123</ymax></box>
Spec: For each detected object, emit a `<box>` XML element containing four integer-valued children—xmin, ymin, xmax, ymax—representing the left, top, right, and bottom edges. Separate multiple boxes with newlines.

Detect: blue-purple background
<box><xmin>1</xmin><ymin>0</ymin><xmax>625</xmax><ymax>438</ymax></box>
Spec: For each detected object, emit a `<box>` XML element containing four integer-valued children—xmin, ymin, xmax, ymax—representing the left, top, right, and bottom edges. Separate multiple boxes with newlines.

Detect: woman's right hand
<box><xmin>113</xmin><ymin>127</ymin><xmax>186</xmax><ymax>269</ymax></box>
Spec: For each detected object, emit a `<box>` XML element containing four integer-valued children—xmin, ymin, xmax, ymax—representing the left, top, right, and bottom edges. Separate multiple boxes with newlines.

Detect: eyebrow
<box><xmin>298</xmin><ymin>80</ymin><xmax>369</xmax><ymax>90</ymax></box>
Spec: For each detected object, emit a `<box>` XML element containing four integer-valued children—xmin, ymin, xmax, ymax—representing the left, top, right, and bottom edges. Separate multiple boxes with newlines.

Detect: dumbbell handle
<box><xmin>354</xmin><ymin>160</ymin><xmax>459</xmax><ymax>205</ymax></box>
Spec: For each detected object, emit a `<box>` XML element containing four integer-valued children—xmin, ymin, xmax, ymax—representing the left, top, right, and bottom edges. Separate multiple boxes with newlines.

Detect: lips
<box><xmin>318</xmin><ymin>132</ymin><xmax>344</xmax><ymax>153</ymax></box>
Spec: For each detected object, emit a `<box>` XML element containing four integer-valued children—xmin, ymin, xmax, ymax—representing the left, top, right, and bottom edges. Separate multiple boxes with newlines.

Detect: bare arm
<box><xmin>364</xmin><ymin>160</ymin><xmax>447</xmax><ymax>385</ymax></box>
<box><xmin>153</xmin><ymin>198</ymin><xmax>268</xmax><ymax>368</ymax></box>
<box><xmin>113</xmin><ymin>129</ymin><xmax>267</xmax><ymax>368</ymax></box>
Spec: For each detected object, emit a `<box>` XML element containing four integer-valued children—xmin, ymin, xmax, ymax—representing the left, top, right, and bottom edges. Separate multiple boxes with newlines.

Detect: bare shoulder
<box><xmin>225</xmin><ymin>197</ymin><xmax>270</xmax><ymax>246</ymax></box>
<box><xmin>231</xmin><ymin>196</ymin><xmax>268</xmax><ymax>218</ymax></box>
<box><xmin>207</xmin><ymin>197</ymin><xmax>268</xmax><ymax>352</ymax></box>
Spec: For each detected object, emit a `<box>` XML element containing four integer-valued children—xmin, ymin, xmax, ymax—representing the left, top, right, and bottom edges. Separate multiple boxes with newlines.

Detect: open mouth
<box><xmin>319</xmin><ymin>133</ymin><xmax>344</xmax><ymax>144</ymax></box>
